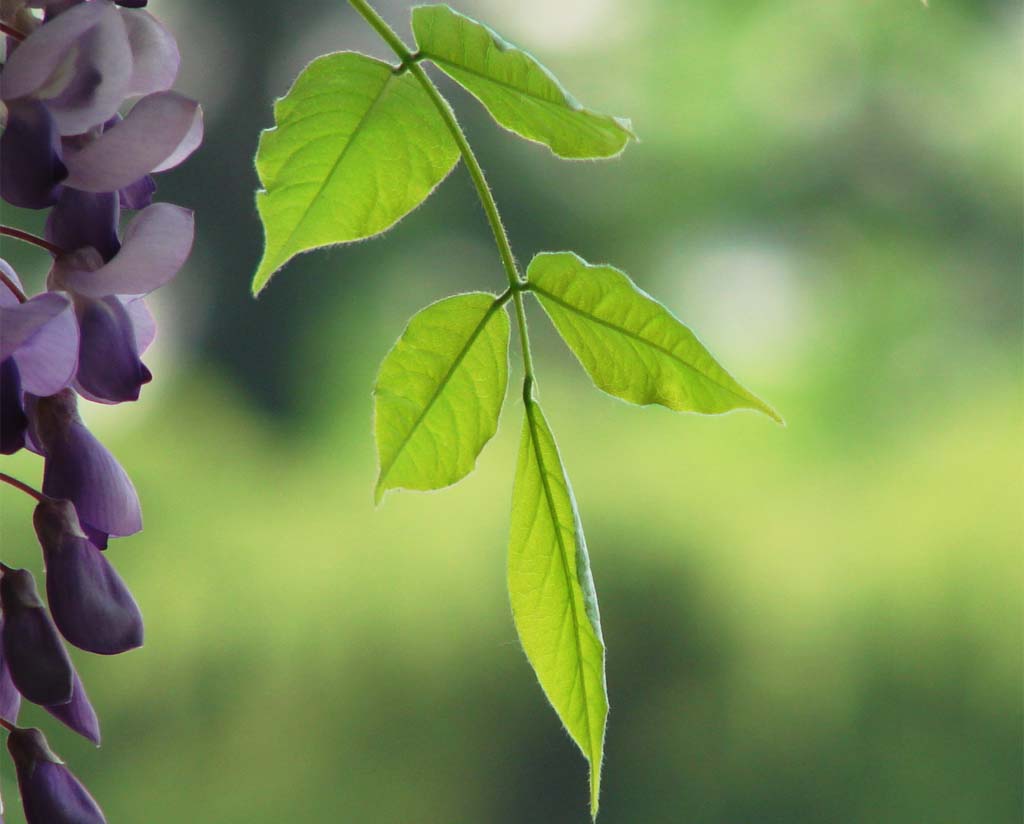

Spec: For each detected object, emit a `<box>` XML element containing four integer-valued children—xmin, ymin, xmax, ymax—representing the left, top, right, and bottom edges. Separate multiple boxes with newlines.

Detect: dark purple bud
<box><xmin>8</xmin><ymin>727</ymin><xmax>107</xmax><ymax>824</ymax></box>
<box><xmin>0</xmin><ymin>358</ymin><xmax>28</xmax><ymax>455</ymax></box>
<box><xmin>119</xmin><ymin>174</ymin><xmax>156</xmax><ymax>210</ymax></box>
<box><xmin>0</xmin><ymin>569</ymin><xmax>73</xmax><ymax>706</ymax></box>
<box><xmin>34</xmin><ymin>498</ymin><xmax>144</xmax><ymax>654</ymax></box>
<box><xmin>29</xmin><ymin>390</ymin><xmax>142</xmax><ymax>538</ymax></box>
<box><xmin>74</xmin><ymin>294</ymin><xmax>152</xmax><ymax>403</ymax></box>
<box><xmin>0</xmin><ymin>100</ymin><xmax>67</xmax><ymax>209</ymax></box>
<box><xmin>0</xmin><ymin>620</ymin><xmax>24</xmax><ymax>723</ymax></box>
<box><xmin>45</xmin><ymin>670</ymin><xmax>100</xmax><ymax>745</ymax></box>
<box><xmin>45</xmin><ymin>189</ymin><xmax>121</xmax><ymax>262</ymax></box>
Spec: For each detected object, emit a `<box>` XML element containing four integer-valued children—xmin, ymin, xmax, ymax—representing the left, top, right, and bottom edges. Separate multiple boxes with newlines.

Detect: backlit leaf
<box><xmin>528</xmin><ymin>252</ymin><xmax>782</xmax><ymax>422</ymax></box>
<box><xmin>374</xmin><ymin>292</ymin><xmax>510</xmax><ymax>502</ymax></box>
<box><xmin>253</xmin><ymin>51</ymin><xmax>459</xmax><ymax>294</ymax></box>
<box><xmin>412</xmin><ymin>5</ymin><xmax>634</xmax><ymax>160</ymax></box>
<box><xmin>509</xmin><ymin>398</ymin><xmax>607</xmax><ymax>818</ymax></box>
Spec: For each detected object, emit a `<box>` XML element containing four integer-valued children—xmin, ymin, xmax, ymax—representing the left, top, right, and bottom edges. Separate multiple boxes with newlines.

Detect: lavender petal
<box><xmin>0</xmin><ymin>1</ymin><xmax>109</xmax><ymax>101</ymax></box>
<box><xmin>39</xmin><ymin>10</ymin><xmax>133</xmax><ymax>136</ymax></box>
<box><xmin>0</xmin><ymin>293</ymin><xmax>73</xmax><ymax>362</ymax></box>
<box><xmin>58</xmin><ymin>203</ymin><xmax>194</xmax><ymax>298</ymax></box>
<box><xmin>0</xmin><ymin>293</ymin><xmax>79</xmax><ymax>397</ymax></box>
<box><xmin>62</xmin><ymin>92</ymin><xmax>203</xmax><ymax>192</ymax></box>
<box><xmin>124</xmin><ymin>296</ymin><xmax>156</xmax><ymax>353</ymax></box>
<box><xmin>123</xmin><ymin>8</ymin><xmax>180</xmax><ymax>96</ymax></box>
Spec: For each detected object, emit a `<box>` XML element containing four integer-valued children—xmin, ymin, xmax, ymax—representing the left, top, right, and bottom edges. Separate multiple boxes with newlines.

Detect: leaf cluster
<box><xmin>253</xmin><ymin>3</ymin><xmax>780</xmax><ymax>817</ymax></box>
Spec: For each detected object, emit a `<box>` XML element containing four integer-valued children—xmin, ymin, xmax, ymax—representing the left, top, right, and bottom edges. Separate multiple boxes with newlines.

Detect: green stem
<box><xmin>348</xmin><ymin>0</ymin><xmax>538</xmax><ymax>399</ymax></box>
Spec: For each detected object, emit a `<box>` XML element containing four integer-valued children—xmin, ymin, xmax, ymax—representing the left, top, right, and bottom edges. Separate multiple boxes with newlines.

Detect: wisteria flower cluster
<box><xmin>0</xmin><ymin>1</ymin><xmax>200</xmax><ymax>820</ymax></box>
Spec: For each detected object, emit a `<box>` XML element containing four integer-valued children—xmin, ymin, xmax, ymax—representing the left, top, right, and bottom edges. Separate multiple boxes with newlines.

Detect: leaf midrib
<box><xmin>376</xmin><ymin>297</ymin><xmax>505</xmax><ymax>494</ymax></box>
<box><xmin>423</xmin><ymin>52</ymin><xmax>626</xmax><ymax>142</ymax></box>
<box><xmin>271</xmin><ymin>66</ymin><xmax>395</xmax><ymax>264</ymax></box>
<box><xmin>523</xmin><ymin>400</ymin><xmax>601</xmax><ymax>773</ymax></box>
<box><xmin>531</xmin><ymin>283</ymin><xmax>765</xmax><ymax>412</ymax></box>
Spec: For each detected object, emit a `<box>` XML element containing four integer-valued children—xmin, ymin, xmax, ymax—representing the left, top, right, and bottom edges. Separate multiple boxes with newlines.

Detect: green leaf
<box><xmin>528</xmin><ymin>252</ymin><xmax>783</xmax><ymax>422</ymax></box>
<box><xmin>252</xmin><ymin>51</ymin><xmax>459</xmax><ymax>294</ymax></box>
<box><xmin>412</xmin><ymin>4</ymin><xmax>635</xmax><ymax>160</ymax></box>
<box><xmin>374</xmin><ymin>292</ymin><xmax>510</xmax><ymax>502</ymax></box>
<box><xmin>509</xmin><ymin>398</ymin><xmax>607</xmax><ymax>819</ymax></box>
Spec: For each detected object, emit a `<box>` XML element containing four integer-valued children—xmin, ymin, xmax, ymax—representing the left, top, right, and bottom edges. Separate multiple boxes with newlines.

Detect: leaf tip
<box><xmin>759</xmin><ymin>400</ymin><xmax>785</xmax><ymax>426</ymax></box>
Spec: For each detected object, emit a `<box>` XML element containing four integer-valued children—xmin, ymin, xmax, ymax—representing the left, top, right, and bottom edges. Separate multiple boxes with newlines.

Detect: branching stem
<box><xmin>0</xmin><ymin>22</ymin><xmax>26</xmax><ymax>41</ymax></box>
<box><xmin>348</xmin><ymin>0</ymin><xmax>538</xmax><ymax>398</ymax></box>
<box><xmin>0</xmin><ymin>267</ymin><xmax>27</xmax><ymax>303</ymax></box>
<box><xmin>1</xmin><ymin>226</ymin><xmax>63</xmax><ymax>256</ymax></box>
<box><xmin>0</xmin><ymin>473</ymin><xmax>45</xmax><ymax>502</ymax></box>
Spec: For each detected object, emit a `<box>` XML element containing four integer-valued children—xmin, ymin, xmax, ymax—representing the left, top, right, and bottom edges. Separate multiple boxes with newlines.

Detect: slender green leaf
<box><xmin>509</xmin><ymin>398</ymin><xmax>607</xmax><ymax>818</ymax></box>
<box><xmin>374</xmin><ymin>292</ymin><xmax>510</xmax><ymax>502</ymax></box>
<box><xmin>528</xmin><ymin>252</ymin><xmax>783</xmax><ymax>422</ymax></box>
<box><xmin>253</xmin><ymin>51</ymin><xmax>459</xmax><ymax>294</ymax></box>
<box><xmin>412</xmin><ymin>4</ymin><xmax>635</xmax><ymax>160</ymax></box>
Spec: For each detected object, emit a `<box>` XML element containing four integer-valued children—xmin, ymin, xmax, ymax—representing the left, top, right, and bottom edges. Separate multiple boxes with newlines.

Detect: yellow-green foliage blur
<box><xmin>0</xmin><ymin>0</ymin><xmax>1020</xmax><ymax>821</ymax></box>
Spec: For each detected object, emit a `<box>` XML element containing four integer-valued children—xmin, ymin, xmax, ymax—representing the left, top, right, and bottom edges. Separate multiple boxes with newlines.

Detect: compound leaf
<box><xmin>412</xmin><ymin>4</ymin><xmax>634</xmax><ymax>160</ymax></box>
<box><xmin>528</xmin><ymin>252</ymin><xmax>782</xmax><ymax>422</ymax></box>
<box><xmin>253</xmin><ymin>51</ymin><xmax>459</xmax><ymax>294</ymax></box>
<box><xmin>374</xmin><ymin>292</ymin><xmax>510</xmax><ymax>502</ymax></box>
<box><xmin>509</xmin><ymin>398</ymin><xmax>607</xmax><ymax>818</ymax></box>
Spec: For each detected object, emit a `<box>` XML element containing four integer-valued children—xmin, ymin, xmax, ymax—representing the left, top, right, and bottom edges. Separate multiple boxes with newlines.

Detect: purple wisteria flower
<box><xmin>28</xmin><ymin>389</ymin><xmax>142</xmax><ymax>543</ymax></box>
<box><xmin>34</xmin><ymin>497</ymin><xmax>143</xmax><ymax>654</ymax></box>
<box><xmin>0</xmin><ymin>568</ymin><xmax>73</xmax><ymax>707</ymax></box>
<box><xmin>47</xmin><ymin>202</ymin><xmax>194</xmax><ymax>403</ymax></box>
<box><xmin>1</xmin><ymin>0</ymin><xmax>198</xmax><ymax>818</ymax></box>
<box><xmin>7</xmin><ymin>727</ymin><xmax>106</xmax><ymax>824</ymax></box>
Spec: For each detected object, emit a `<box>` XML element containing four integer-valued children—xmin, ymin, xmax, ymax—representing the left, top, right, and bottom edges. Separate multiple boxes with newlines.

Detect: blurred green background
<box><xmin>1</xmin><ymin>0</ymin><xmax>1021</xmax><ymax>821</ymax></box>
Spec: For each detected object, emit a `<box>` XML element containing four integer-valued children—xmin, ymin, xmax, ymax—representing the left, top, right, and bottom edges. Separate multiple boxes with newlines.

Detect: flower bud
<box><xmin>34</xmin><ymin>497</ymin><xmax>144</xmax><ymax>654</ymax></box>
<box><xmin>0</xmin><ymin>621</ymin><xmax>23</xmax><ymax>724</ymax></box>
<box><xmin>44</xmin><ymin>669</ymin><xmax>100</xmax><ymax>745</ymax></box>
<box><xmin>7</xmin><ymin>726</ymin><xmax>106</xmax><ymax>824</ymax></box>
<box><xmin>0</xmin><ymin>569</ymin><xmax>73</xmax><ymax>706</ymax></box>
<box><xmin>29</xmin><ymin>390</ymin><xmax>142</xmax><ymax>540</ymax></box>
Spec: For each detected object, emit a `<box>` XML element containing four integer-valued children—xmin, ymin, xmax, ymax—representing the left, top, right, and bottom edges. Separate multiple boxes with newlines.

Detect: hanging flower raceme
<box><xmin>0</xmin><ymin>0</ymin><xmax>199</xmax><ymax>819</ymax></box>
